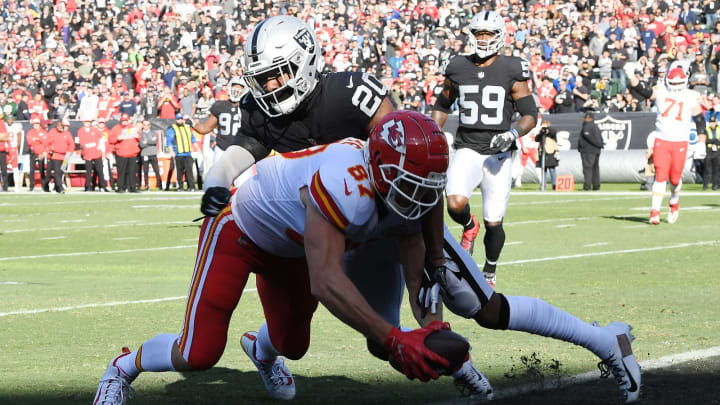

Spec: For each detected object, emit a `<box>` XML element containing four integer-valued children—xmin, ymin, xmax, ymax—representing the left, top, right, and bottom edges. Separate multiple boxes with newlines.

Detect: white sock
<box><xmin>651</xmin><ymin>180</ymin><xmax>666</xmax><ymax>211</ymax></box>
<box><xmin>255</xmin><ymin>323</ymin><xmax>280</xmax><ymax>362</ymax></box>
<box><xmin>669</xmin><ymin>180</ymin><xmax>682</xmax><ymax>205</ymax></box>
<box><xmin>116</xmin><ymin>333</ymin><xmax>178</xmax><ymax>376</ymax></box>
<box><xmin>505</xmin><ymin>295</ymin><xmax>614</xmax><ymax>360</ymax></box>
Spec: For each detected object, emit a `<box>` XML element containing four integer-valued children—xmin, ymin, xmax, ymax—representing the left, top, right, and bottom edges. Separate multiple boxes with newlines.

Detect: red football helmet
<box><xmin>365</xmin><ymin>111</ymin><xmax>449</xmax><ymax>220</ymax></box>
<box><xmin>665</xmin><ymin>66</ymin><xmax>688</xmax><ymax>92</ymax></box>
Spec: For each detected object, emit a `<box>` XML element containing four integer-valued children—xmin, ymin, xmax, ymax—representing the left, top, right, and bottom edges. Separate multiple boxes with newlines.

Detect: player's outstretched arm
<box><xmin>191</xmin><ymin>114</ymin><xmax>218</xmax><ymax>135</ymax></box>
<box><xmin>203</xmin><ymin>145</ymin><xmax>256</xmax><ymax>190</ymax></box>
<box><xmin>431</xmin><ymin>79</ymin><xmax>457</xmax><ymax>129</ymax></box>
<box><xmin>301</xmin><ymin>187</ymin><xmax>449</xmax><ymax>381</ymax></box>
<box><xmin>399</xmin><ymin>231</ymin><xmax>443</xmax><ymax>326</ymax></box>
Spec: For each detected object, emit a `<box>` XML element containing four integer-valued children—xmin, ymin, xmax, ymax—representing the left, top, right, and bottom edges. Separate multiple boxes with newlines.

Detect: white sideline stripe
<box><xmin>58</xmin><ymin>219</ymin><xmax>87</xmax><ymax>223</ymax></box>
<box><xmin>0</xmin><ymin>281</ymin><xmax>26</xmax><ymax>285</ymax></box>
<box><xmin>503</xmin><ymin>240</ymin><xmax>720</xmax><ymax>266</ymax></box>
<box><xmin>431</xmin><ymin>345</ymin><xmax>720</xmax><ymax>404</ymax></box>
<box><xmin>3</xmin><ymin>220</ymin><xmax>189</xmax><ymax>234</ymax></box>
<box><xmin>505</xmin><ymin>241</ymin><xmax>523</xmax><ymax>246</ymax></box>
<box><xmin>39</xmin><ymin>236</ymin><xmax>66</xmax><ymax>240</ymax></box>
<box><xmin>0</xmin><ymin>245</ymin><xmax>196</xmax><ymax>262</ymax></box>
<box><xmin>131</xmin><ymin>204</ymin><xmax>198</xmax><ymax>209</ymax></box>
<box><xmin>506</xmin><ymin>196</ymin><xmax>645</xmax><ymax>206</ymax></box>
<box><xmin>629</xmin><ymin>205</ymin><xmax>713</xmax><ymax>211</ymax></box>
<box><xmin>0</xmin><ymin>196</ymin><xmax>199</xmax><ymax>206</ymax></box>
<box><xmin>554</xmin><ymin>224</ymin><xmax>576</xmax><ymax>228</ymax></box>
<box><xmin>112</xmin><ymin>237</ymin><xmax>139</xmax><ymax>241</ymax></box>
<box><xmin>502</xmin><ymin>191</ymin><xmax>714</xmax><ymax>197</ymax></box>
<box><xmin>583</xmin><ymin>242</ymin><xmax>609</xmax><ymax>247</ymax></box>
<box><xmin>0</xmin><ymin>288</ymin><xmax>259</xmax><ymax>318</ymax></box>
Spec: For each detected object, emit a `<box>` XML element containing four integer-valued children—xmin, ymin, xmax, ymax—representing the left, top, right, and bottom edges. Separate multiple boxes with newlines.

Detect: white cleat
<box><xmin>596</xmin><ymin>322</ymin><xmax>642</xmax><ymax>403</ymax></box>
<box><xmin>452</xmin><ymin>358</ymin><xmax>494</xmax><ymax>400</ymax></box>
<box><xmin>241</xmin><ymin>331</ymin><xmax>296</xmax><ymax>400</ymax></box>
<box><xmin>93</xmin><ymin>348</ymin><xmax>136</xmax><ymax>405</ymax></box>
<box><xmin>649</xmin><ymin>209</ymin><xmax>660</xmax><ymax>225</ymax></box>
<box><xmin>667</xmin><ymin>203</ymin><xmax>679</xmax><ymax>224</ymax></box>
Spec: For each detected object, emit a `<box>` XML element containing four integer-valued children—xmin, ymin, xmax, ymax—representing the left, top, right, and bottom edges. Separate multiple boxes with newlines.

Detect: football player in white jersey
<box><xmin>93</xmin><ymin>111</ymin><xmax>455</xmax><ymax>404</ymax></box>
<box><xmin>195</xmin><ymin>16</ymin><xmax>641</xmax><ymax>404</ymax></box>
<box><xmin>626</xmin><ymin>62</ymin><xmax>705</xmax><ymax>224</ymax></box>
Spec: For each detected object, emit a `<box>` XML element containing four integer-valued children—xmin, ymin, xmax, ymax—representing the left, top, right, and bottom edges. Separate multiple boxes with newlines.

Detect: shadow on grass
<box><xmin>602</xmin><ymin>215</ymin><xmax>649</xmax><ymax>224</ymax></box>
<box><xmin>3</xmin><ymin>359</ymin><xmax>720</xmax><ymax>405</ymax></box>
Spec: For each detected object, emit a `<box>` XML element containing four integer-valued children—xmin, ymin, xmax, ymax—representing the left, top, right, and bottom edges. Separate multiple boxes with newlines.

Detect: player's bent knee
<box><xmin>366</xmin><ymin>338</ymin><xmax>390</xmax><ymax>361</ymax></box>
<box><xmin>187</xmin><ymin>351</ymin><xmax>223</xmax><ymax>371</ymax></box>
<box><xmin>474</xmin><ymin>293</ymin><xmax>510</xmax><ymax>330</ymax></box>
<box><xmin>272</xmin><ymin>331</ymin><xmax>311</xmax><ymax>360</ymax></box>
<box><xmin>447</xmin><ymin>195</ymin><xmax>469</xmax><ymax>212</ymax></box>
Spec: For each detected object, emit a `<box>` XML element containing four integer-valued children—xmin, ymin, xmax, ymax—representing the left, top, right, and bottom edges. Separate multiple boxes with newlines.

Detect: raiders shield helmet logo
<box><xmin>294</xmin><ymin>29</ymin><xmax>315</xmax><ymax>53</ymax></box>
<box><xmin>595</xmin><ymin>115</ymin><xmax>633</xmax><ymax>150</ymax></box>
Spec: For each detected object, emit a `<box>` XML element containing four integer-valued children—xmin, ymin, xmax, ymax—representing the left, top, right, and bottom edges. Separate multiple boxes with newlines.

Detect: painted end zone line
<box><xmin>432</xmin><ymin>345</ymin><xmax>720</xmax><ymax>404</ymax></box>
<box><xmin>0</xmin><ymin>245</ymin><xmax>196</xmax><ymax>262</ymax></box>
<box><xmin>0</xmin><ymin>288</ymin><xmax>258</xmax><ymax>318</ymax></box>
<box><xmin>503</xmin><ymin>240</ymin><xmax>720</xmax><ymax>266</ymax></box>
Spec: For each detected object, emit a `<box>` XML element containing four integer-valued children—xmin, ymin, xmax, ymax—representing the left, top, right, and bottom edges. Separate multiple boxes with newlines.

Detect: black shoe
<box><xmin>115</xmin><ymin>189</ymin><xmax>126</xmax><ymax>193</ymax></box>
<box><xmin>713</xmin><ymin>186</ymin><xmax>719</xmax><ymax>191</ymax></box>
<box><xmin>188</xmin><ymin>189</ymin><xmax>196</xmax><ymax>192</ymax></box>
<box><xmin>102</xmin><ymin>188</ymin><xmax>110</xmax><ymax>192</ymax></box>
<box><xmin>176</xmin><ymin>188</ymin><xmax>185</xmax><ymax>192</ymax></box>
<box><xmin>130</xmin><ymin>190</ymin><xmax>141</xmax><ymax>193</ymax></box>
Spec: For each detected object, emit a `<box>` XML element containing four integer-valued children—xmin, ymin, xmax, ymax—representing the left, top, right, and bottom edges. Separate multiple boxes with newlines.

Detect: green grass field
<box><xmin>1</xmin><ymin>185</ymin><xmax>718</xmax><ymax>404</ymax></box>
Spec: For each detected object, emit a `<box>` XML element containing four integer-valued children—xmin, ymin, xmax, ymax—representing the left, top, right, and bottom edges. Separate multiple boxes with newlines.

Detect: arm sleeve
<box><xmin>203</xmin><ymin>145</ymin><xmax>257</xmax><ymax>190</ymax></box>
<box><xmin>231</xmin><ymin>133</ymin><xmax>271</xmax><ymax>162</ymax></box>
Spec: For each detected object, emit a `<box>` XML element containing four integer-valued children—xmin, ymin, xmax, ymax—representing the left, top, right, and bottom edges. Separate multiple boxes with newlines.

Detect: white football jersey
<box><xmin>654</xmin><ymin>85</ymin><xmax>700</xmax><ymax>142</ymax></box>
<box><xmin>232</xmin><ymin>138</ymin><xmax>378</xmax><ymax>258</ymax></box>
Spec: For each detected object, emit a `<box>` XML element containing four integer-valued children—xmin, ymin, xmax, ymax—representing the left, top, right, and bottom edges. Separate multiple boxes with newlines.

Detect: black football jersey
<box><xmin>441</xmin><ymin>54</ymin><xmax>531</xmax><ymax>154</ymax></box>
<box><xmin>210</xmin><ymin>100</ymin><xmax>242</xmax><ymax>151</ymax></box>
<box><xmin>233</xmin><ymin>71</ymin><xmax>388</xmax><ymax>159</ymax></box>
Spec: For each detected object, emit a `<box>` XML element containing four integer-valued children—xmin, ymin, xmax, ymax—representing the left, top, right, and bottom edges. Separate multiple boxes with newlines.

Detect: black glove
<box><xmin>200</xmin><ymin>187</ymin><xmax>231</xmax><ymax>217</ymax></box>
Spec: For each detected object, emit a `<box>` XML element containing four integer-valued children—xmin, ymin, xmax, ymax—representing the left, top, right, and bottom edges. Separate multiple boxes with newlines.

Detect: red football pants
<box><xmin>177</xmin><ymin>207</ymin><xmax>318</xmax><ymax>369</ymax></box>
<box><xmin>653</xmin><ymin>138</ymin><xmax>688</xmax><ymax>185</ymax></box>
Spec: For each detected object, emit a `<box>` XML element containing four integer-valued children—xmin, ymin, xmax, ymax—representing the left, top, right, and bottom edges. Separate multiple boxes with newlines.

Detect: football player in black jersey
<box><xmin>199</xmin><ymin>15</ymin><xmax>641</xmax><ymax>404</ymax></box>
<box><xmin>432</xmin><ymin>10</ymin><xmax>538</xmax><ymax>288</ymax></box>
<box><xmin>192</xmin><ymin>76</ymin><xmax>245</xmax><ymax>167</ymax></box>
<box><xmin>200</xmin><ymin>15</ymin><xmax>493</xmax><ymax>400</ymax></box>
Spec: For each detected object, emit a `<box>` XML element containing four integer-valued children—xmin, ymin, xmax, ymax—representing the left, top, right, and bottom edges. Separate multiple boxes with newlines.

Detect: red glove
<box><xmin>383</xmin><ymin>321</ymin><xmax>451</xmax><ymax>382</ymax></box>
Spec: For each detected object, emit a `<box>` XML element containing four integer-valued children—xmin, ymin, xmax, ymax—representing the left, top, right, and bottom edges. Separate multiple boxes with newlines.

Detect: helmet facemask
<box><xmin>377</xmin><ymin>163</ymin><xmax>446</xmax><ymax>220</ymax></box>
<box><xmin>469</xmin><ymin>29</ymin><xmax>505</xmax><ymax>58</ymax></box>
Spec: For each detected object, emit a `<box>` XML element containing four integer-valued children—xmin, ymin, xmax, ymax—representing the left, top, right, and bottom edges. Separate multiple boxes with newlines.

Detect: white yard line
<box><xmin>0</xmin><ymin>281</ymin><xmax>26</xmax><ymax>285</ymax></box>
<box><xmin>554</xmin><ymin>224</ymin><xmax>576</xmax><ymax>228</ymax></box>
<box><xmin>0</xmin><ymin>245</ymin><xmax>196</xmax><ymax>262</ymax></box>
<box><xmin>3</xmin><ymin>220</ymin><xmax>190</xmax><ymax>234</ymax></box>
<box><xmin>505</xmin><ymin>241</ymin><xmax>523</xmax><ymax>246</ymax></box>
<box><xmin>39</xmin><ymin>236</ymin><xmax>67</xmax><ymax>240</ymax></box>
<box><xmin>503</xmin><ymin>240</ymin><xmax>719</xmax><ymax>266</ymax></box>
<box><xmin>111</xmin><ymin>237</ymin><xmax>139</xmax><ymax>241</ymax></box>
<box><xmin>0</xmin><ymin>288</ymin><xmax>258</xmax><ymax>318</ymax></box>
<box><xmin>583</xmin><ymin>242</ymin><xmax>609</xmax><ymax>248</ymax></box>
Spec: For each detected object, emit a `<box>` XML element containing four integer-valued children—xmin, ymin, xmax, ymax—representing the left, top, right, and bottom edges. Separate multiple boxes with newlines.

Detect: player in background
<box><xmin>431</xmin><ymin>10</ymin><xmax>538</xmax><ymax>287</ymax></box>
<box><xmin>625</xmin><ymin>61</ymin><xmax>705</xmax><ymax>224</ymax></box>
<box><xmin>200</xmin><ymin>15</ymin><xmax>493</xmax><ymax>399</ymax></box>
<box><xmin>94</xmin><ymin>112</ymin><xmax>454</xmax><ymax>404</ymax></box>
<box><xmin>192</xmin><ymin>76</ymin><xmax>246</xmax><ymax>167</ymax></box>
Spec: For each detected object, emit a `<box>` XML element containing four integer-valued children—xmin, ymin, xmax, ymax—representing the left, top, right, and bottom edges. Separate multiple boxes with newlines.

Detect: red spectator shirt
<box><xmin>77</xmin><ymin>126</ymin><xmax>104</xmax><ymax>160</ymax></box>
<box><xmin>27</xmin><ymin>98</ymin><xmax>49</xmax><ymax>120</ymax></box>
<box><xmin>158</xmin><ymin>95</ymin><xmax>178</xmax><ymax>119</ymax></box>
<box><xmin>97</xmin><ymin>96</ymin><xmax>114</xmax><ymax>120</ymax></box>
<box><xmin>0</xmin><ymin>121</ymin><xmax>8</xmax><ymax>152</ymax></box>
<box><xmin>45</xmin><ymin>128</ymin><xmax>75</xmax><ymax>161</ymax></box>
<box><xmin>539</xmin><ymin>61</ymin><xmax>563</xmax><ymax>80</ymax></box>
<box><xmin>109</xmin><ymin>124</ymin><xmax>140</xmax><ymax>158</ymax></box>
<box><xmin>27</xmin><ymin>128</ymin><xmax>48</xmax><ymax>156</ymax></box>
<box><xmin>538</xmin><ymin>82</ymin><xmax>557</xmax><ymax>112</ymax></box>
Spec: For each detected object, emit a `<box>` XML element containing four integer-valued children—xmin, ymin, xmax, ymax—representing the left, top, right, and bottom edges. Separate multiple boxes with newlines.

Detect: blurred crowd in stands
<box><xmin>2</xmin><ymin>0</ymin><xmax>720</xmax><ymax>124</ymax></box>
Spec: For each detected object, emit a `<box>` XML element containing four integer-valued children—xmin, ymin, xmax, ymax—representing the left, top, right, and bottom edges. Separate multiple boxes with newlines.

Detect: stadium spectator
<box><xmin>5</xmin><ymin>115</ymin><xmax>25</xmax><ymax>192</ymax></box>
<box><xmin>110</xmin><ymin>114</ymin><xmax>141</xmax><ymax>193</ymax></box>
<box><xmin>0</xmin><ymin>119</ymin><xmax>8</xmax><ymax>191</ymax></box>
<box><xmin>705</xmin><ymin>115</ymin><xmax>720</xmax><ymax>190</ymax></box>
<box><xmin>578</xmin><ymin>112</ymin><xmax>604</xmax><ymax>191</ymax></box>
<box><xmin>43</xmin><ymin>120</ymin><xmax>75</xmax><ymax>194</ymax></box>
<box><xmin>165</xmin><ymin>114</ymin><xmax>198</xmax><ymax>192</ymax></box>
<box><xmin>139</xmin><ymin>119</ymin><xmax>162</xmax><ymax>191</ymax></box>
<box><xmin>26</xmin><ymin>118</ymin><xmax>48</xmax><ymax>192</ymax></box>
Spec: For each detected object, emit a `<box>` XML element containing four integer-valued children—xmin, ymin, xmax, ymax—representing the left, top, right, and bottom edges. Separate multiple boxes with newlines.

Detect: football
<box><xmin>389</xmin><ymin>329</ymin><xmax>469</xmax><ymax>376</ymax></box>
